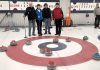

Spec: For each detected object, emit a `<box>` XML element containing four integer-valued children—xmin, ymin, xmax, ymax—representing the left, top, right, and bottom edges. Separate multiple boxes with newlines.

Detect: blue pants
<box><xmin>44</xmin><ymin>18</ymin><xmax>51</xmax><ymax>33</ymax></box>
<box><xmin>36</xmin><ymin>20</ymin><xmax>42</xmax><ymax>35</ymax></box>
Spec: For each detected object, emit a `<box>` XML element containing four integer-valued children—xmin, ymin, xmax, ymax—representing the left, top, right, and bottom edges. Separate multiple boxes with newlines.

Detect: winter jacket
<box><xmin>94</xmin><ymin>7</ymin><xmax>100</xmax><ymax>16</ymax></box>
<box><xmin>42</xmin><ymin>8</ymin><xmax>51</xmax><ymax>18</ymax></box>
<box><xmin>52</xmin><ymin>8</ymin><xmax>63</xmax><ymax>19</ymax></box>
<box><xmin>36</xmin><ymin>9</ymin><xmax>43</xmax><ymax>20</ymax></box>
<box><xmin>24</xmin><ymin>7</ymin><xmax>36</xmax><ymax>20</ymax></box>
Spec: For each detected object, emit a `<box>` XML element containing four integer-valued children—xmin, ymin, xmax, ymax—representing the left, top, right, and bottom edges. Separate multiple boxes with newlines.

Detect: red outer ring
<box><xmin>6</xmin><ymin>36</ymin><xmax>98</xmax><ymax>66</ymax></box>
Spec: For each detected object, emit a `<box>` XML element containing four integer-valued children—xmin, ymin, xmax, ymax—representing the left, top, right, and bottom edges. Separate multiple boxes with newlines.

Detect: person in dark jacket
<box><xmin>36</xmin><ymin>4</ymin><xmax>43</xmax><ymax>36</ymax></box>
<box><xmin>24</xmin><ymin>2</ymin><xmax>36</xmax><ymax>36</ymax></box>
<box><xmin>42</xmin><ymin>3</ymin><xmax>52</xmax><ymax>34</ymax></box>
<box><xmin>52</xmin><ymin>3</ymin><xmax>63</xmax><ymax>36</ymax></box>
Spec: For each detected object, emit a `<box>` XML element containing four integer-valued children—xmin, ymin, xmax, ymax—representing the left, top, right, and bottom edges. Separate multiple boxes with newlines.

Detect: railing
<box><xmin>0</xmin><ymin>13</ymin><xmax>7</xmax><ymax>25</ymax></box>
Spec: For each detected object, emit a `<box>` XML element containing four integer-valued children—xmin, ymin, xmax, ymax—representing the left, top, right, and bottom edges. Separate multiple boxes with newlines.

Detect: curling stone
<box><xmin>26</xmin><ymin>40</ymin><xmax>32</xmax><ymax>45</ymax></box>
<box><xmin>40</xmin><ymin>48</ymin><xmax>45</xmax><ymax>54</ymax></box>
<box><xmin>10</xmin><ymin>27</ymin><xmax>15</xmax><ymax>30</ymax></box>
<box><xmin>83</xmin><ymin>36</ymin><xmax>88</xmax><ymax>41</ymax></box>
<box><xmin>47</xmin><ymin>61</ymin><xmax>56</xmax><ymax>70</ymax></box>
<box><xmin>66</xmin><ymin>37</ymin><xmax>71</xmax><ymax>42</ymax></box>
<box><xmin>53</xmin><ymin>38</ymin><xmax>59</xmax><ymax>43</ymax></box>
<box><xmin>3</xmin><ymin>27</ymin><xmax>9</xmax><ymax>32</ymax></box>
<box><xmin>13</xmin><ymin>27</ymin><xmax>20</xmax><ymax>32</ymax></box>
<box><xmin>93</xmin><ymin>53</ymin><xmax>100</xmax><ymax>60</ymax></box>
<box><xmin>98</xmin><ymin>35</ymin><xmax>100</xmax><ymax>40</ymax></box>
<box><xmin>0</xmin><ymin>46</ymin><xmax>7</xmax><ymax>52</ymax></box>
<box><xmin>10</xmin><ymin>40</ymin><xmax>17</xmax><ymax>46</ymax></box>
<box><xmin>26</xmin><ymin>41</ymin><xmax>32</xmax><ymax>45</ymax></box>
<box><xmin>45</xmin><ymin>48</ymin><xmax>52</xmax><ymax>56</ymax></box>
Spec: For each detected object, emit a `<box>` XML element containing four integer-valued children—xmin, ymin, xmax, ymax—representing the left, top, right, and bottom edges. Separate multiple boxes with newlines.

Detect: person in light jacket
<box><xmin>94</xmin><ymin>3</ymin><xmax>100</xmax><ymax>28</ymax></box>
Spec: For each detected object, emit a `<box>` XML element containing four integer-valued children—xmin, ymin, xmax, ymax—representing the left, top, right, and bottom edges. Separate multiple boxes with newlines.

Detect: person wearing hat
<box><xmin>36</xmin><ymin>4</ymin><xmax>43</xmax><ymax>36</ymax></box>
<box><xmin>52</xmin><ymin>3</ymin><xmax>63</xmax><ymax>36</ymax></box>
<box><xmin>42</xmin><ymin>3</ymin><xmax>52</xmax><ymax>34</ymax></box>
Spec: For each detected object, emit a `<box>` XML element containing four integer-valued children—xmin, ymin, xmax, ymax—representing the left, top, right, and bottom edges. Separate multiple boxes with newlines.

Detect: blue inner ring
<box><xmin>38</xmin><ymin>42</ymin><xmax>67</xmax><ymax>51</ymax></box>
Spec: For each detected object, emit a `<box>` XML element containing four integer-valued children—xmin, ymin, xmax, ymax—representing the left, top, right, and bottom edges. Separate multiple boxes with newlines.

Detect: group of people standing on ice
<box><xmin>24</xmin><ymin>2</ymin><xmax>63</xmax><ymax>36</ymax></box>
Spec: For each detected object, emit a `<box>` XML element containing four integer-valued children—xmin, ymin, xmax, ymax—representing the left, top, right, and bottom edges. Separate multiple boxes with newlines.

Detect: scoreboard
<box><xmin>71</xmin><ymin>0</ymin><xmax>100</xmax><ymax>13</ymax></box>
<box><xmin>0</xmin><ymin>1</ymin><xmax>9</xmax><ymax>10</ymax></box>
<box><xmin>0</xmin><ymin>0</ymin><xmax>59</xmax><ymax>12</ymax></box>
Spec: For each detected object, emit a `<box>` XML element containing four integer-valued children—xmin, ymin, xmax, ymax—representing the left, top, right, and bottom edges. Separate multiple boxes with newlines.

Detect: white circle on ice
<box><xmin>23</xmin><ymin>39</ymin><xmax>82</xmax><ymax>58</ymax></box>
<box><xmin>47</xmin><ymin>44</ymin><xmax>58</xmax><ymax>48</ymax></box>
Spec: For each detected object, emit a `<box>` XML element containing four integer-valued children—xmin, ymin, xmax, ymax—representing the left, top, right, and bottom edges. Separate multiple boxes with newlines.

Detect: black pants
<box><xmin>55</xmin><ymin>19</ymin><xmax>62</xmax><ymax>35</ymax></box>
<box><xmin>95</xmin><ymin>15</ymin><xmax>100</xmax><ymax>28</ymax></box>
<box><xmin>36</xmin><ymin>20</ymin><xmax>42</xmax><ymax>35</ymax></box>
